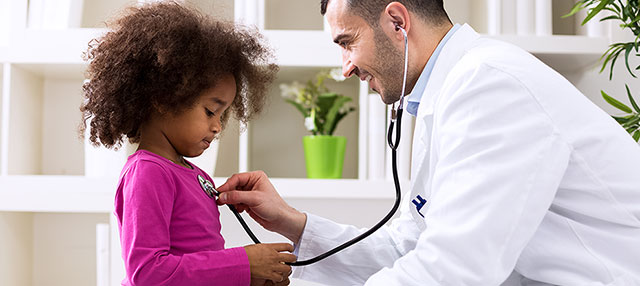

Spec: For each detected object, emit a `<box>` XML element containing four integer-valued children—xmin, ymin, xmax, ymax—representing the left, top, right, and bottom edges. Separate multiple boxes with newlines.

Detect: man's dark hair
<box><xmin>320</xmin><ymin>0</ymin><xmax>450</xmax><ymax>27</ymax></box>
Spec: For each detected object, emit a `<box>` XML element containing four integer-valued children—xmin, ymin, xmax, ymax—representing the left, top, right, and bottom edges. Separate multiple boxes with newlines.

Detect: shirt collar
<box><xmin>405</xmin><ymin>24</ymin><xmax>460</xmax><ymax>116</ymax></box>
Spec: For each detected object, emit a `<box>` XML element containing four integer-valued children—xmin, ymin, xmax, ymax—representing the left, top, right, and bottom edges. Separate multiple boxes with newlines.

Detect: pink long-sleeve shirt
<box><xmin>114</xmin><ymin>150</ymin><xmax>250</xmax><ymax>286</ymax></box>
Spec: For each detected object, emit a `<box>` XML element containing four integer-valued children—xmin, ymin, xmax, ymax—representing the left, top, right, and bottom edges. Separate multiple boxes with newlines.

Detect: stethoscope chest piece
<box><xmin>198</xmin><ymin>174</ymin><xmax>216</xmax><ymax>199</ymax></box>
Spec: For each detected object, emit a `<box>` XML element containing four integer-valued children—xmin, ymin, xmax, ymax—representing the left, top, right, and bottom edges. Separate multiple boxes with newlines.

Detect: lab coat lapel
<box><xmin>410</xmin><ymin>24</ymin><xmax>481</xmax><ymax>222</ymax></box>
<box><xmin>418</xmin><ymin>23</ymin><xmax>480</xmax><ymax>117</ymax></box>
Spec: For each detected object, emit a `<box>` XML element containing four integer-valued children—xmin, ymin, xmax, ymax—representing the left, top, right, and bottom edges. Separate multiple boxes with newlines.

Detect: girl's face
<box><xmin>161</xmin><ymin>74</ymin><xmax>236</xmax><ymax>159</ymax></box>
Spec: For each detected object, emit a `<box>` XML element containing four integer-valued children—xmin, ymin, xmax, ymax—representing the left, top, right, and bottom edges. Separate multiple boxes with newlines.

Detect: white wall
<box><xmin>214</xmin><ymin>119</ymin><xmax>240</xmax><ymax>177</ymax></box>
<box><xmin>8</xmin><ymin>65</ymin><xmax>43</xmax><ymax>175</ymax></box>
<box><xmin>41</xmin><ymin>78</ymin><xmax>85</xmax><ymax>175</ymax></box>
<box><xmin>0</xmin><ymin>66</ymin><xmax>4</xmax><ymax>172</ymax></box>
<box><xmin>565</xmin><ymin>27</ymin><xmax>640</xmax><ymax>115</ymax></box>
<box><xmin>187</xmin><ymin>0</ymin><xmax>234</xmax><ymax>21</ymax></box>
<box><xmin>80</xmin><ymin>0</ymin><xmax>134</xmax><ymax>28</ymax></box>
<box><xmin>264</xmin><ymin>0</ymin><xmax>323</xmax><ymax>30</ymax></box>
<box><xmin>0</xmin><ymin>212</ymin><xmax>33</xmax><ymax>286</ymax></box>
<box><xmin>32</xmin><ymin>213</ymin><xmax>109</xmax><ymax>286</ymax></box>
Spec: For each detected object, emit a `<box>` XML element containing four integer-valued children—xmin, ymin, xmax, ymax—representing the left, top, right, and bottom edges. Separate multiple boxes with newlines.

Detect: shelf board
<box><xmin>7</xmin><ymin>28</ymin><xmax>105</xmax><ymax>64</ymax></box>
<box><xmin>12</xmin><ymin>62</ymin><xmax>87</xmax><ymax>79</ymax></box>
<box><xmin>2</xmin><ymin>28</ymin><xmax>610</xmax><ymax>73</ymax></box>
<box><xmin>4</xmin><ymin>29</ymin><xmax>342</xmax><ymax>67</ymax></box>
<box><xmin>0</xmin><ymin>176</ymin><xmax>116</xmax><ymax>213</ymax></box>
<box><xmin>488</xmin><ymin>34</ymin><xmax>611</xmax><ymax>72</ymax></box>
<box><xmin>266</xmin><ymin>30</ymin><xmax>610</xmax><ymax>72</ymax></box>
<box><xmin>0</xmin><ymin>176</ymin><xmax>403</xmax><ymax>213</ymax></box>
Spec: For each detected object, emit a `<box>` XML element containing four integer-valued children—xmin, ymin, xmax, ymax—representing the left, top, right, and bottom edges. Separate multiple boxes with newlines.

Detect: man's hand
<box><xmin>217</xmin><ymin>171</ymin><xmax>307</xmax><ymax>243</ymax></box>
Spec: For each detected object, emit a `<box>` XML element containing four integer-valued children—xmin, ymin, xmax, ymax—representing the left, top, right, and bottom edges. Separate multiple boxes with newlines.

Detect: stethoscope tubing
<box><xmin>223</xmin><ymin>132</ymin><xmax>402</xmax><ymax>266</ymax></box>
<box><xmin>223</xmin><ymin>26</ymin><xmax>409</xmax><ymax>267</ymax></box>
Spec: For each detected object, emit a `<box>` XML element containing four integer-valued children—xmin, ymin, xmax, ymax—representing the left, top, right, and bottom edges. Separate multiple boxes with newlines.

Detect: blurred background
<box><xmin>0</xmin><ymin>0</ymin><xmax>637</xmax><ymax>285</ymax></box>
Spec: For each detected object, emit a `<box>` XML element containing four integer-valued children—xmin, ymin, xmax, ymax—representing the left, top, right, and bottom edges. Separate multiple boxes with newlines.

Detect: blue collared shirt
<box><xmin>405</xmin><ymin>24</ymin><xmax>460</xmax><ymax>116</ymax></box>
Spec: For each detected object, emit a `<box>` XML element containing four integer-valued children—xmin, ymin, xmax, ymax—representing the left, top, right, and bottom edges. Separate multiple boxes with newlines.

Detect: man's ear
<box><xmin>380</xmin><ymin>2</ymin><xmax>411</xmax><ymax>41</ymax></box>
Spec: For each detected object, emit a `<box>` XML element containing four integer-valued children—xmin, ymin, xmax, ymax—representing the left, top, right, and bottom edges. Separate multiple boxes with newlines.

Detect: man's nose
<box><xmin>341</xmin><ymin>50</ymin><xmax>356</xmax><ymax>78</ymax></box>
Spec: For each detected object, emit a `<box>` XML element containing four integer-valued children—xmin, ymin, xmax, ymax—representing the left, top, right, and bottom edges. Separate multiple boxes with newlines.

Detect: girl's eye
<box><xmin>205</xmin><ymin>108</ymin><xmax>215</xmax><ymax>117</ymax></box>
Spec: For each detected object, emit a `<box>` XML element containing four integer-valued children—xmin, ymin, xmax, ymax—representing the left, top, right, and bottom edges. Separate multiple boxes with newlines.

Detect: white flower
<box><xmin>304</xmin><ymin>116</ymin><xmax>316</xmax><ymax>131</ymax></box>
<box><xmin>329</xmin><ymin>68</ymin><xmax>346</xmax><ymax>82</ymax></box>
<box><xmin>279</xmin><ymin>81</ymin><xmax>304</xmax><ymax>99</ymax></box>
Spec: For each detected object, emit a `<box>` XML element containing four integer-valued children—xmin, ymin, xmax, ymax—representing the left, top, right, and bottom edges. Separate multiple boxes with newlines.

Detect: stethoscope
<box><xmin>199</xmin><ymin>25</ymin><xmax>409</xmax><ymax>267</ymax></box>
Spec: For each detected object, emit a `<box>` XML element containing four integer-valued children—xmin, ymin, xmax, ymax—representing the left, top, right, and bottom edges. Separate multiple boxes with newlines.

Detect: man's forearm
<box><xmin>276</xmin><ymin>207</ymin><xmax>307</xmax><ymax>244</ymax></box>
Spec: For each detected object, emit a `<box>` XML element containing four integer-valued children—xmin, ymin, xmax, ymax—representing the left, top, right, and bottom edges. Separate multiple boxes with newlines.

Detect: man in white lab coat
<box><xmin>217</xmin><ymin>0</ymin><xmax>640</xmax><ymax>284</ymax></box>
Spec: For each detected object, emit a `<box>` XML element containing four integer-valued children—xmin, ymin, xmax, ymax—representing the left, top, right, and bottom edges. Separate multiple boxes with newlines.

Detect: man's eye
<box><xmin>205</xmin><ymin>108</ymin><xmax>215</xmax><ymax>117</ymax></box>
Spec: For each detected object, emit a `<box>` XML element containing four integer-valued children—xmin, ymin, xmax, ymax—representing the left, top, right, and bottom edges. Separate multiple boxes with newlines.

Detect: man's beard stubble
<box><xmin>372</xmin><ymin>28</ymin><xmax>405</xmax><ymax>105</ymax></box>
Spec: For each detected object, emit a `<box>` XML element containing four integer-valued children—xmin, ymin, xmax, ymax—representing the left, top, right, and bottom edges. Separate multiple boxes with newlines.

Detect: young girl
<box><xmin>80</xmin><ymin>3</ymin><xmax>295</xmax><ymax>285</ymax></box>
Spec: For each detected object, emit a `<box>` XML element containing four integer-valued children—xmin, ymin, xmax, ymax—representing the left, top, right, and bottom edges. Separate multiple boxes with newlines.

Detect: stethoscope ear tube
<box><xmin>227</xmin><ymin>110</ymin><xmax>403</xmax><ymax>266</ymax></box>
<box><xmin>226</xmin><ymin>24</ymin><xmax>410</xmax><ymax>267</ymax></box>
<box><xmin>227</xmin><ymin>204</ymin><xmax>262</xmax><ymax>244</ymax></box>
<box><xmin>289</xmin><ymin>116</ymin><xmax>403</xmax><ymax>266</ymax></box>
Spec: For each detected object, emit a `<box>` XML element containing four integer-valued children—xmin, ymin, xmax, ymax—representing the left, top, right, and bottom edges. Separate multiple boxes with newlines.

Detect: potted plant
<box><xmin>280</xmin><ymin>69</ymin><xmax>356</xmax><ymax>178</ymax></box>
<box><xmin>566</xmin><ymin>0</ymin><xmax>640</xmax><ymax>142</ymax></box>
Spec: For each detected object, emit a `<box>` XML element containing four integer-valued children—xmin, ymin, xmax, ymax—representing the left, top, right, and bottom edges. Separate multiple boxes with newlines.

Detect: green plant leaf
<box><xmin>600</xmin><ymin>44</ymin><xmax>623</xmax><ymax>76</ymax></box>
<box><xmin>623</xmin><ymin>114</ymin><xmax>640</xmax><ymax>127</ymax></box>
<box><xmin>282</xmin><ymin>69</ymin><xmax>356</xmax><ymax>135</ymax></box>
<box><xmin>284</xmin><ymin>99</ymin><xmax>309</xmax><ymax>118</ymax></box>
<box><xmin>625</xmin><ymin>84</ymin><xmax>640</xmax><ymax>112</ymax></box>
<box><xmin>602</xmin><ymin>90</ymin><xmax>633</xmax><ymax>113</ymax></box>
<box><xmin>563</xmin><ymin>1</ymin><xmax>587</xmax><ymax>18</ymax></box>
<box><xmin>608</xmin><ymin>46</ymin><xmax>624</xmax><ymax>79</ymax></box>
<box><xmin>601</xmin><ymin>15</ymin><xmax>620</xmax><ymax>21</ymax></box>
<box><xmin>611</xmin><ymin>1</ymin><xmax>622</xmax><ymax>13</ymax></box>
<box><xmin>624</xmin><ymin>44</ymin><xmax>637</xmax><ymax>77</ymax></box>
<box><xmin>314</xmin><ymin>93</ymin><xmax>340</xmax><ymax>134</ymax></box>
<box><xmin>329</xmin><ymin>112</ymin><xmax>348</xmax><ymax>136</ymax></box>
<box><xmin>583</xmin><ymin>0</ymin><xmax>612</xmax><ymax>25</ymax></box>
<box><xmin>316</xmin><ymin>93</ymin><xmax>338</xmax><ymax>120</ymax></box>
<box><xmin>633</xmin><ymin>130</ymin><xmax>640</xmax><ymax>141</ymax></box>
<box><xmin>612</xmin><ymin>115</ymin><xmax>629</xmax><ymax>123</ymax></box>
<box><xmin>324</xmin><ymin>96</ymin><xmax>352</xmax><ymax>136</ymax></box>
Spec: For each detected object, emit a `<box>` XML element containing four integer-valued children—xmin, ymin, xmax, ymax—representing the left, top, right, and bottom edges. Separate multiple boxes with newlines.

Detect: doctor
<box><xmin>217</xmin><ymin>0</ymin><xmax>640</xmax><ymax>285</ymax></box>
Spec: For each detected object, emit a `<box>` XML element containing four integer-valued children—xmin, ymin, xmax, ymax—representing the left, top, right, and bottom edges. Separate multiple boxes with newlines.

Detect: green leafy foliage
<box><xmin>280</xmin><ymin>69</ymin><xmax>356</xmax><ymax>136</ymax></box>
<box><xmin>567</xmin><ymin>0</ymin><xmax>640</xmax><ymax>142</ymax></box>
<box><xmin>565</xmin><ymin>0</ymin><xmax>640</xmax><ymax>79</ymax></box>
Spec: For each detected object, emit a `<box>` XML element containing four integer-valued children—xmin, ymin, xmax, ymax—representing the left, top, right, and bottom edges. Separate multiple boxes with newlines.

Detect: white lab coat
<box><xmin>292</xmin><ymin>24</ymin><xmax>640</xmax><ymax>285</ymax></box>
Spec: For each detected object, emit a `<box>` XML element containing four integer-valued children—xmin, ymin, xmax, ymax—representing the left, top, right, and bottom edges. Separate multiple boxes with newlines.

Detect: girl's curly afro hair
<box><xmin>80</xmin><ymin>2</ymin><xmax>278</xmax><ymax>149</ymax></box>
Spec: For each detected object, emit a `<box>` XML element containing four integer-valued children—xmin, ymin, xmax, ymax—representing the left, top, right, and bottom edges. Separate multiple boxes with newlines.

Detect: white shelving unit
<box><xmin>0</xmin><ymin>0</ymin><xmax>615</xmax><ymax>285</ymax></box>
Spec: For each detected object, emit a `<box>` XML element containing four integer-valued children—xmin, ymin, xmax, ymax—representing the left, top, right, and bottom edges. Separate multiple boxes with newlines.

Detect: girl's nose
<box><xmin>211</xmin><ymin>117</ymin><xmax>221</xmax><ymax>134</ymax></box>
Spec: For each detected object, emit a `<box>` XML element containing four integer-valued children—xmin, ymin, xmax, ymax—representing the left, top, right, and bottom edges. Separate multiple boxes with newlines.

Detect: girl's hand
<box><xmin>251</xmin><ymin>277</ymin><xmax>291</xmax><ymax>286</ymax></box>
<box><xmin>245</xmin><ymin>243</ymin><xmax>296</xmax><ymax>282</ymax></box>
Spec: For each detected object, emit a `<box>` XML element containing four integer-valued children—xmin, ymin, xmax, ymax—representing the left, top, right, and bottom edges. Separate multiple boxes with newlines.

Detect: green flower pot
<box><xmin>302</xmin><ymin>135</ymin><xmax>346</xmax><ymax>179</ymax></box>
